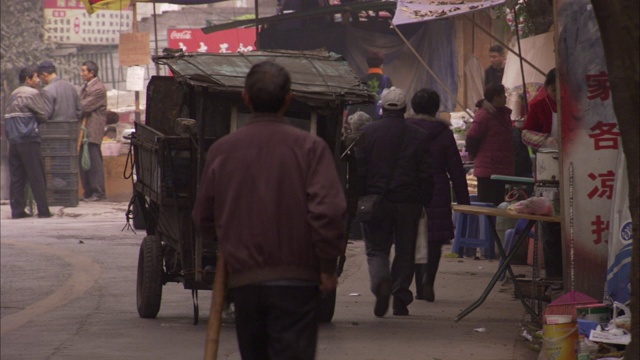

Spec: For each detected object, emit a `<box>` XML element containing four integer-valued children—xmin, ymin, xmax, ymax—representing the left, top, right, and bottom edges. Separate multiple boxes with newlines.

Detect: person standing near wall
<box><xmin>193</xmin><ymin>61</ymin><xmax>346</xmax><ymax>359</ymax></box>
<box><xmin>4</xmin><ymin>66</ymin><xmax>52</xmax><ymax>219</ymax></box>
<box><xmin>78</xmin><ymin>60</ymin><xmax>107</xmax><ymax>201</ymax></box>
<box><xmin>484</xmin><ymin>45</ymin><xmax>506</xmax><ymax>88</ymax></box>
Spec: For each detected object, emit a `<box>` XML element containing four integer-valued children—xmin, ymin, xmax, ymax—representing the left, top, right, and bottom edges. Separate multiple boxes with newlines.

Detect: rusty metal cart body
<box><xmin>130</xmin><ymin>49</ymin><xmax>373</xmax><ymax>323</ymax></box>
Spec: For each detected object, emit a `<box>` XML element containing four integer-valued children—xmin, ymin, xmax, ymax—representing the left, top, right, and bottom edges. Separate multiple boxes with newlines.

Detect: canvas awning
<box><xmin>152</xmin><ymin>49</ymin><xmax>375</xmax><ymax>106</ymax></box>
<box><xmin>392</xmin><ymin>0</ymin><xmax>506</xmax><ymax>25</ymax></box>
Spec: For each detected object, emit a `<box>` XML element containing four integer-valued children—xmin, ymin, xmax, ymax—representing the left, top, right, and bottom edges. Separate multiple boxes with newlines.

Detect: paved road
<box><xmin>1</xmin><ymin>202</ymin><xmax>539</xmax><ymax>360</ymax></box>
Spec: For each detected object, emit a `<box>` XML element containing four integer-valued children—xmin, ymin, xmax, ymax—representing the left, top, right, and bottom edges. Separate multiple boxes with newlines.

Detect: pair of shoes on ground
<box><xmin>82</xmin><ymin>194</ymin><xmax>106</xmax><ymax>202</ymax></box>
<box><xmin>12</xmin><ymin>211</ymin><xmax>53</xmax><ymax>219</ymax></box>
<box><xmin>12</xmin><ymin>212</ymin><xmax>33</xmax><ymax>219</ymax></box>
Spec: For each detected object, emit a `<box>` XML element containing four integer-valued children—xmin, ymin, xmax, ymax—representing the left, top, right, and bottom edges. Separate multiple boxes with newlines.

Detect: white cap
<box><xmin>380</xmin><ymin>87</ymin><xmax>407</xmax><ymax>110</ymax></box>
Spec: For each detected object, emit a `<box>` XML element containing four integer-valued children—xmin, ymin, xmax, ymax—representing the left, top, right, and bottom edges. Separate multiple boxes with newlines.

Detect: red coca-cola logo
<box><xmin>170</xmin><ymin>30</ymin><xmax>192</xmax><ymax>40</ymax></box>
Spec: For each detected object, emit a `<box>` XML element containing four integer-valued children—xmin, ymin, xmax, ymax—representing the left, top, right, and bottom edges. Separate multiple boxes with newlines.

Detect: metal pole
<box><xmin>512</xmin><ymin>6</ymin><xmax>529</xmax><ymax>112</ymax></box>
<box><xmin>132</xmin><ymin>0</ymin><xmax>141</xmax><ymax>124</ymax></box>
<box><xmin>254</xmin><ymin>0</ymin><xmax>260</xmax><ymax>49</ymax></box>
<box><xmin>153</xmin><ymin>0</ymin><xmax>160</xmax><ymax>75</ymax></box>
<box><xmin>390</xmin><ymin>21</ymin><xmax>473</xmax><ymax>118</ymax></box>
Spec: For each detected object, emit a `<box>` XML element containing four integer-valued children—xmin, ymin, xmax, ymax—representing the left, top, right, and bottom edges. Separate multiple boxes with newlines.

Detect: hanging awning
<box><xmin>392</xmin><ymin>0</ymin><xmax>506</xmax><ymax>26</ymax></box>
<box><xmin>80</xmin><ymin>0</ymin><xmax>227</xmax><ymax>14</ymax></box>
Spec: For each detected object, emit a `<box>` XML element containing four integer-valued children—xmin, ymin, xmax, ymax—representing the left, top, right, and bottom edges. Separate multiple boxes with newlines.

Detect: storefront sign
<box><xmin>556</xmin><ymin>0</ymin><xmax>620</xmax><ymax>299</ymax></box>
<box><xmin>167</xmin><ymin>28</ymin><xmax>257</xmax><ymax>54</ymax></box>
<box><xmin>44</xmin><ymin>0</ymin><xmax>133</xmax><ymax>45</ymax></box>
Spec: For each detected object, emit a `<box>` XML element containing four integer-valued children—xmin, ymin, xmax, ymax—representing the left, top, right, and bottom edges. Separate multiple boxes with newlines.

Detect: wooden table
<box><xmin>451</xmin><ymin>204</ymin><xmax>561</xmax><ymax>322</ymax></box>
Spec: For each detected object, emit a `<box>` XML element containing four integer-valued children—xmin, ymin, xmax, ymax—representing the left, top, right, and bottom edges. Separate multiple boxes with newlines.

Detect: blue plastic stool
<box><xmin>452</xmin><ymin>202</ymin><xmax>497</xmax><ymax>259</ymax></box>
<box><xmin>498</xmin><ymin>218</ymin><xmax>535</xmax><ymax>280</ymax></box>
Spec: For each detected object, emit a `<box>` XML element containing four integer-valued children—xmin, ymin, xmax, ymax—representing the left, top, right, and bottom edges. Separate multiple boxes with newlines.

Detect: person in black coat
<box><xmin>406</xmin><ymin>89</ymin><xmax>471</xmax><ymax>302</ymax></box>
<box><xmin>356</xmin><ymin>87</ymin><xmax>434</xmax><ymax>316</ymax></box>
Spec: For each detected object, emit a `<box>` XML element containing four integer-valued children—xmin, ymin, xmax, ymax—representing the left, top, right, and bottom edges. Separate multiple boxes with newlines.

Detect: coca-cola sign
<box><xmin>170</xmin><ymin>30</ymin><xmax>192</xmax><ymax>40</ymax></box>
<box><xmin>167</xmin><ymin>28</ymin><xmax>256</xmax><ymax>54</ymax></box>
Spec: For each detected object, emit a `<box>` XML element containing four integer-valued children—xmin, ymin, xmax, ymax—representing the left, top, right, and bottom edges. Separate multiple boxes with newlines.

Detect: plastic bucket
<box><xmin>543</xmin><ymin>322</ymin><xmax>578</xmax><ymax>360</ymax></box>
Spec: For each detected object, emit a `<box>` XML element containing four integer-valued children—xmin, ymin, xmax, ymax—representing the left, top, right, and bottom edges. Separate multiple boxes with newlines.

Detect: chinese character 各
<box><xmin>589</xmin><ymin>121</ymin><xmax>620</xmax><ymax>150</ymax></box>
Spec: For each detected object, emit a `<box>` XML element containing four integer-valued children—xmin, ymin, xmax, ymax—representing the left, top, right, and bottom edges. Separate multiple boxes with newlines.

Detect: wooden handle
<box><xmin>204</xmin><ymin>253</ymin><xmax>227</xmax><ymax>360</ymax></box>
<box><xmin>77</xmin><ymin>117</ymin><xmax>87</xmax><ymax>152</ymax></box>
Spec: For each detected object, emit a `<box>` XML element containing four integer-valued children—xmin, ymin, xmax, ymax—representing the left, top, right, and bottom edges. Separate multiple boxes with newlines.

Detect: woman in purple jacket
<box><xmin>407</xmin><ymin>89</ymin><xmax>470</xmax><ymax>302</ymax></box>
<box><xmin>465</xmin><ymin>84</ymin><xmax>514</xmax><ymax>206</ymax></box>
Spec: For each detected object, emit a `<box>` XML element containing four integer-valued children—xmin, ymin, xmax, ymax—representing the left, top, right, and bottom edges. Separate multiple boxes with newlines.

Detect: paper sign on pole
<box><xmin>126</xmin><ymin>66</ymin><xmax>146</xmax><ymax>91</ymax></box>
<box><xmin>119</xmin><ymin>32</ymin><xmax>150</xmax><ymax>66</ymax></box>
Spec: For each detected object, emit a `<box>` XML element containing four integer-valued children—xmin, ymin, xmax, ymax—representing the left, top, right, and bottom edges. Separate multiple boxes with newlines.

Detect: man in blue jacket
<box><xmin>4</xmin><ymin>66</ymin><xmax>52</xmax><ymax>219</ymax></box>
<box><xmin>356</xmin><ymin>87</ymin><xmax>434</xmax><ymax>317</ymax></box>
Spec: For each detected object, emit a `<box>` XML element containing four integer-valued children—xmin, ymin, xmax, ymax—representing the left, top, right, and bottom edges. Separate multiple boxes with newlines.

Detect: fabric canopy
<box><xmin>81</xmin><ymin>0</ymin><xmax>225</xmax><ymax>14</ymax></box>
<box><xmin>393</xmin><ymin>0</ymin><xmax>506</xmax><ymax>26</ymax></box>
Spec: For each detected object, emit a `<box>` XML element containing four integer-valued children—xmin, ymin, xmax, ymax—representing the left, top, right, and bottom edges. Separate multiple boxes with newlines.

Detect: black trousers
<box><xmin>541</xmin><ymin>221</ymin><xmax>563</xmax><ymax>279</ymax></box>
<box><xmin>9</xmin><ymin>141</ymin><xmax>50</xmax><ymax>216</ymax></box>
<box><xmin>476</xmin><ymin>177</ymin><xmax>506</xmax><ymax>206</ymax></box>
<box><xmin>362</xmin><ymin>201</ymin><xmax>422</xmax><ymax>307</ymax></box>
<box><xmin>233</xmin><ymin>284</ymin><xmax>319</xmax><ymax>360</ymax></box>
<box><xmin>79</xmin><ymin>143</ymin><xmax>106</xmax><ymax>198</ymax></box>
<box><xmin>415</xmin><ymin>242</ymin><xmax>443</xmax><ymax>296</ymax></box>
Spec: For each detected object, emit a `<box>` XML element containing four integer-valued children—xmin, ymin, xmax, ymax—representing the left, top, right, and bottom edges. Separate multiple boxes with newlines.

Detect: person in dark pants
<box><xmin>192</xmin><ymin>61</ymin><xmax>346</xmax><ymax>359</ymax></box>
<box><xmin>406</xmin><ymin>89</ymin><xmax>470</xmax><ymax>302</ymax></box>
<box><xmin>465</xmin><ymin>84</ymin><xmax>514</xmax><ymax>206</ymax></box>
<box><xmin>4</xmin><ymin>66</ymin><xmax>52</xmax><ymax>219</ymax></box>
<box><xmin>79</xmin><ymin>60</ymin><xmax>107</xmax><ymax>201</ymax></box>
<box><xmin>356</xmin><ymin>87</ymin><xmax>434</xmax><ymax>316</ymax></box>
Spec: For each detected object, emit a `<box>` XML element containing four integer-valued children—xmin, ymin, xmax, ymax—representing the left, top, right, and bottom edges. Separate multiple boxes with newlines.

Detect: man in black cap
<box><xmin>38</xmin><ymin>60</ymin><xmax>82</xmax><ymax>123</ymax></box>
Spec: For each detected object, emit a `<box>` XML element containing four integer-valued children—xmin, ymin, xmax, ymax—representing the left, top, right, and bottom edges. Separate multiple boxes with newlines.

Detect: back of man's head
<box><xmin>38</xmin><ymin>60</ymin><xmax>57</xmax><ymax>75</ymax></box>
<box><xmin>19</xmin><ymin>65</ymin><xmax>39</xmax><ymax>84</ymax></box>
<box><xmin>380</xmin><ymin>87</ymin><xmax>407</xmax><ymax>111</ymax></box>
<box><xmin>366</xmin><ymin>51</ymin><xmax>384</xmax><ymax>69</ymax></box>
<box><xmin>244</xmin><ymin>61</ymin><xmax>291</xmax><ymax>113</ymax></box>
<box><xmin>411</xmin><ymin>88</ymin><xmax>440</xmax><ymax>117</ymax></box>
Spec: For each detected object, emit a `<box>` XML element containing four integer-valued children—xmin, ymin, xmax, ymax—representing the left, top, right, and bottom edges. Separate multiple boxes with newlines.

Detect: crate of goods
<box><xmin>43</xmin><ymin>155</ymin><xmax>78</xmax><ymax>172</ymax></box>
<box><xmin>46</xmin><ymin>188</ymin><xmax>79</xmax><ymax>207</ymax></box>
<box><xmin>41</xmin><ymin>138</ymin><xmax>77</xmax><ymax>156</ymax></box>
<box><xmin>46</xmin><ymin>171</ymin><xmax>79</xmax><ymax>190</ymax></box>
<box><xmin>40</xmin><ymin>121</ymin><xmax>79</xmax><ymax>139</ymax></box>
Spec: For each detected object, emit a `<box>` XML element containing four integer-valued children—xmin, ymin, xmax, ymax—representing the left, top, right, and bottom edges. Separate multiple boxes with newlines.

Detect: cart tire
<box><xmin>137</xmin><ymin>235</ymin><xmax>163</xmax><ymax>318</ymax></box>
<box><xmin>317</xmin><ymin>289</ymin><xmax>336</xmax><ymax>323</ymax></box>
<box><xmin>132</xmin><ymin>196</ymin><xmax>146</xmax><ymax>230</ymax></box>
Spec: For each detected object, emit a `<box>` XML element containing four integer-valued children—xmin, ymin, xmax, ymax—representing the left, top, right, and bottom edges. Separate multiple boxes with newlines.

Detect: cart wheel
<box><xmin>137</xmin><ymin>235</ymin><xmax>164</xmax><ymax>318</ymax></box>
<box><xmin>317</xmin><ymin>289</ymin><xmax>336</xmax><ymax>323</ymax></box>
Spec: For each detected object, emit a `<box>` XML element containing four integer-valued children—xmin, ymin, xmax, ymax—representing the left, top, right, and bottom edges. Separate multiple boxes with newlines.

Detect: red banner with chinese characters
<box><xmin>167</xmin><ymin>28</ymin><xmax>257</xmax><ymax>54</ymax></box>
<box><xmin>556</xmin><ymin>0</ymin><xmax>621</xmax><ymax>299</ymax></box>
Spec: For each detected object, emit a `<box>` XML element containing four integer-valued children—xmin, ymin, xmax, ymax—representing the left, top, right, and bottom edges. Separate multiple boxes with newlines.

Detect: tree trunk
<box><xmin>590</xmin><ymin>2</ymin><xmax>639</xmax><ymax>359</ymax></box>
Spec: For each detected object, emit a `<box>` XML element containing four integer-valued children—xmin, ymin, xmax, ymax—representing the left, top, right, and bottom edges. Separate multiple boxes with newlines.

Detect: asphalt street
<box><xmin>1</xmin><ymin>201</ymin><xmax>540</xmax><ymax>360</ymax></box>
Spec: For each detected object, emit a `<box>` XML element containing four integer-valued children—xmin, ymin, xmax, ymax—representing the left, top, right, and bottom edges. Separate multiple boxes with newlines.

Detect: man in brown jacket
<box><xmin>79</xmin><ymin>60</ymin><xmax>107</xmax><ymax>201</ymax></box>
<box><xmin>192</xmin><ymin>61</ymin><xmax>346</xmax><ymax>359</ymax></box>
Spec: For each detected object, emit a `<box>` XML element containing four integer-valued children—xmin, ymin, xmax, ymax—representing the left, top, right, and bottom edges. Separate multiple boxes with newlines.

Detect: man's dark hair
<box><xmin>489</xmin><ymin>45</ymin><xmax>505</xmax><ymax>56</ymax></box>
<box><xmin>82</xmin><ymin>60</ymin><xmax>99</xmax><ymax>77</ymax></box>
<box><xmin>544</xmin><ymin>68</ymin><xmax>556</xmax><ymax>87</ymax></box>
<box><xmin>483</xmin><ymin>84</ymin><xmax>506</xmax><ymax>103</ymax></box>
<box><xmin>366</xmin><ymin>51</ymin><xmax>384</xmax><ymax>68</ymax></box>
<box><xmin>411</xmin><ymin>88</ymin><xmax>440</xmax><ymax>116</ymax></box>
<box><xmin>19</xmin><ymin>65</ymin><xmax>39</xmax><ymax>83</ymax></box>
<box><xmin>244</xmin><ymin>61</ymin><xmax>291</xmax><ymax>113</ymax></box>
<box><xmin>37</xmin><ymin>60</ymin><xmax>56</xmax><ymax>75</ymax></box>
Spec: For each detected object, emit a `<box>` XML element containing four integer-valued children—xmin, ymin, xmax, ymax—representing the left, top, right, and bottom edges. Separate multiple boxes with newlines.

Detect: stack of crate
<box><xmin>39</xmin><ymin>121</ymin><xmax>79</xmax><ymax>207</ymax></box>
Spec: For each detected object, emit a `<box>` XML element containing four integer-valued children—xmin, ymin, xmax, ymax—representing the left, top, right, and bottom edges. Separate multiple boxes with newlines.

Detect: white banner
<box><xmin>393</xmin><ymin>0</ymin><xmax>506</xmax><ymax>26</ymax></box>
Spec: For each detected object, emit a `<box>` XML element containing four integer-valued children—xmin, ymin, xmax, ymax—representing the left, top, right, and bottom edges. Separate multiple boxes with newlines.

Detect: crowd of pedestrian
<box><xmin>3</xmin><ymin>60</ymin><xmax>109</xmax><ymax>219</ymax></box>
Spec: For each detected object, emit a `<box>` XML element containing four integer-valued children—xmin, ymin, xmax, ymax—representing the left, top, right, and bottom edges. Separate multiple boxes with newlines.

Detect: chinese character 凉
<box><xmin>587</xmin><ymin>170</ymin><xmax>615</xmax><ymax>200</ymax></box>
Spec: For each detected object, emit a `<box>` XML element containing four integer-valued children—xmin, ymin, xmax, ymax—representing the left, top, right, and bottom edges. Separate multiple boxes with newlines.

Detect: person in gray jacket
<box><xmin>38</xmin><ymin>60</ymin><xmax>82</xmax><ymax>123</ymax></box>
<box><xmin>4</xmin><ymin>66</ymin><xmax>52</xmax><ymax>219</ymax></box>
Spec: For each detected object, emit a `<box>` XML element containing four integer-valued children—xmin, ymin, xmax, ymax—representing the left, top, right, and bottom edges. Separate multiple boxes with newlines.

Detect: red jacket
<box><xmin>523</xmin><ymin>87</ymin><xmax>557</xmax><ymax>134</ymax></box>
<box><xmin>465</xmin><ymin>104</ymin><xmax>515</xmax><ymax>178</ymax></box>
<box><xmin>192</xmin><ymin>114</ymin><xmax>346</xmax><ymax>288</ymax></box>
